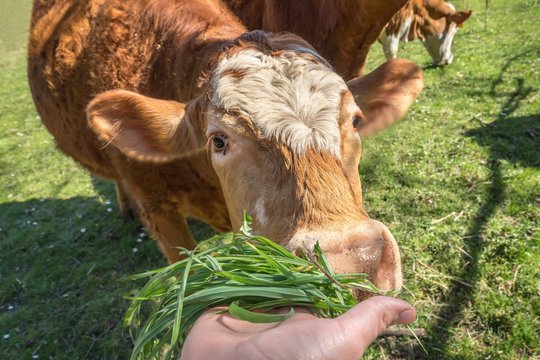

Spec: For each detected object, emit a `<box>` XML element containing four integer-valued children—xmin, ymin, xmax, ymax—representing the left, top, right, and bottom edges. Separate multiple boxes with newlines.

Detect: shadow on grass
<box><xmin>466</xmin><ymin>113</ymin><xmax>539</xmax><ymax>168</ymax></box>
<box><xmin>427</xmin><ymin>156</ymin><xmax>505</xmax><ymax>358</ymax></box>
<box><xmin>425</xmin><ymin>76</ymin><xmax>538</xmax><ymax>357</ymax></box>
<box><xmin>0</xmin><ymin>195</ymin><xmax>165</xmax><ymax>358</ymax></box>
<box><xmin>375</xmin><ymin>65</ymin><xmax>538</xmax><ymax>358</ymax></box>
<box><xmin>0</xmin><ymin>182</ymin><xmax>215</xmax><ymax>358</ymax></box>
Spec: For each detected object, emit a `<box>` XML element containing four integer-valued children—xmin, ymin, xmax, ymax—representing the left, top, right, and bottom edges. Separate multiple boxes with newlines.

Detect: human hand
<box><xmin>181</xmin><ymin>296</ymin><xmax>416</xmax><ymax>360</ymax></box>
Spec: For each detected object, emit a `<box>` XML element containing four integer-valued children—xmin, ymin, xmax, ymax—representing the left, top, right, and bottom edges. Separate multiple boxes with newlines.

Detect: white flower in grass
<box><xmin>32</xmin><ymin>355</ymin><xmax>39</xmax><ymax>359</ymax></box>
<box><xmin>80</xmin><ymin>228</ymin><xmax>87</xmax><ymax>233</ymax></box>
<box><xmin>3</xmin><ymin>334</ymin><xmax>9</xmax><ymax>340</ymax></box>
<box><xmin>132</xmin><ymin>248</ymin><xmax>138</xmax><ymax>253</ymax></box>
<box><xmin>7</xmin><ymin>305</ymin><xmax>14</xmax><ymax>310</ymax></box>
<box><xmin>107</xmin><ymin>208</ymin><xmax>112</xmax><ymax>213</ymax></box>
<box><xmin>136</xmin><ymin>238</ymin><xmax>143</xmax><ymax>243</ymax></box>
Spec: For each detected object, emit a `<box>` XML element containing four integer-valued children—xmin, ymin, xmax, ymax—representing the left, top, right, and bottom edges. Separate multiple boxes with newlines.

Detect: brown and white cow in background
<box><xmin>379</xmin><ymin>0</ymin><xmax>472</xmax><ymax>65</ymax></box>
<box><xmin>28</xmin><ymin>0</ymin><xmax>423</xmax><ymax>292</ymax></box>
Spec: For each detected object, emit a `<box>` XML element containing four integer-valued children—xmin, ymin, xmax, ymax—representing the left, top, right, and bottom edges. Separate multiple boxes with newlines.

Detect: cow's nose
<box><xmin>435</xmin><ymin>54</ymin><xmax>453</xmax><ymax>66</ymax></box>
<box><xmin>287</xmin><ymin>220</ymin><xmax>402</xmax><ymax>294</ymax></box>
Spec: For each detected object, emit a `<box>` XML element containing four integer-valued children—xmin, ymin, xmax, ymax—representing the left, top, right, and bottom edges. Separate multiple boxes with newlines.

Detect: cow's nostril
<box><xmin>287</xmin><ymin>221</ymin><xmax>402</xmax><ymax>292</ymax></box>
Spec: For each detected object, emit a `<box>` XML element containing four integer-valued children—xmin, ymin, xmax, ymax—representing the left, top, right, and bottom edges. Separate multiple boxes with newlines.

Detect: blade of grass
<box><xmin>170</xmin><ymin>248</ymin><xmax>194</xmax><ymax>348</ymax></box>
<box><xmin>228</xmin><ymin>301</ymin><xmax>295</xmax><ymax>323</ymax></box>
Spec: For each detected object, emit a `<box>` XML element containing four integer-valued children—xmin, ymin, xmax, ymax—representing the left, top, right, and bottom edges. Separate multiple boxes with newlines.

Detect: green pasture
<box><xmin>0</xmin><ymin>0</ymin><xmax>538</xmax><ymax>359</ymax></box>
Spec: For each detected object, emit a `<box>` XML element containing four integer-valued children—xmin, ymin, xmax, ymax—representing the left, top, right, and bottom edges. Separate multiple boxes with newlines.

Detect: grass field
<box><xmin>1</xmin><ymin>1</ymin><xmax>539</xmax><ymax>359</ymax></box>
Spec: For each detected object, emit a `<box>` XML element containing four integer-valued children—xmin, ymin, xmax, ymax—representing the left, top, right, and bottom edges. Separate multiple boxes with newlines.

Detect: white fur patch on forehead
<box><xmin>211</xmin><ymin>49</ymin><xmax>348</xmax><ymax>156</ymax></box>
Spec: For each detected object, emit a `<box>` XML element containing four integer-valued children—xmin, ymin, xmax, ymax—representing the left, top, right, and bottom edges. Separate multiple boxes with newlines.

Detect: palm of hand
<box><xmin>181</xmin><ymin>296</ymin><xmax>415</xmax><ymax>360</ymax></box>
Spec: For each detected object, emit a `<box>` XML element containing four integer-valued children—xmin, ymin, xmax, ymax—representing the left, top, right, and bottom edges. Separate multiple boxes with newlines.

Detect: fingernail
<box><xmin>397</xmin><ymin>309</ymin><xmax>416</xmax><ymax>324</ymax></box>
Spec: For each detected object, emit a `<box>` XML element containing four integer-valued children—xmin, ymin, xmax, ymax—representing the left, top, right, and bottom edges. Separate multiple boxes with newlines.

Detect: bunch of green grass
<box><xmin>125</xmin><ymin>218</ymin><xmax>383</xmax><ymax>360</ymax></box>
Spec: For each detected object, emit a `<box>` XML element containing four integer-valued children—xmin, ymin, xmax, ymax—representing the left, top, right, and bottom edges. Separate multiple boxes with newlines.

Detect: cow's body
<box><xmin>28</xmin><ymin>0</ymin><xmax>239</xmax><ymax>245</ymax></box>
<box><xmin>379</xmin><ymin>0</ymin><xmax>471</xmax><ymax>65</ymax></box>
<box><xmin>224</xmin><ymin>0</ymin><xmax>409</xmax><ymax>78</ymax></box>
<box><xmin>28</xmin><ymin>0</ymin><xmax>423</xmax><ymax>291</ymax></box>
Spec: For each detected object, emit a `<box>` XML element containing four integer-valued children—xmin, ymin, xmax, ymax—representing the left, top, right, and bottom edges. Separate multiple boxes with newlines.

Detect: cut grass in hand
<box><xmin>125</xmin><ymin>217</ymin><xmax>383</xmax><ymax>360</ymax></box>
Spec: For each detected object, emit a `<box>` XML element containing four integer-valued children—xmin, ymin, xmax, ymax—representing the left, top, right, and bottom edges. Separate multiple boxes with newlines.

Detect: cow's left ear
<box><xmin>450</xmin><ymin>10</ymin><xmax>472</xmax><ymax>27</ymax></box>
<box><xmin>87</xmin><ymin>90</ymin><xmax>206</xmax><ymax>162</ymax></box>
<box><xmin>346</xmin><ymin>59</ymin><xmax>423</xmax><ymax>137</ymax></box>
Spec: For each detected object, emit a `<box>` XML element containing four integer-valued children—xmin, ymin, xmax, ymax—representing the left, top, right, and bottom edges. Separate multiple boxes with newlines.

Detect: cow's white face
<box><xmin>422</xmin><ymin>3</ymin><xmax>472</xmax><ymax>66</ymax></box>
<box><xmin>207</xmin><ymin>48</ymin><xmax>402</xmax><ymax>292</ymax></box>
<box><xmin>422</xmin><ymin>17</ymin><xmax>458</xmax><ymax>65</ymax></box>
<box><xmin>211</xmin><ymin>49</ymin><xmax>347</xmax><ymax>155</ymax></box>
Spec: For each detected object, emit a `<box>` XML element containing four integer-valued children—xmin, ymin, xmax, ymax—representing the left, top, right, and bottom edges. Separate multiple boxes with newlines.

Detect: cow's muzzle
<box><xmin>287</xmin><ymin>220</ymin><xmax>402</xmax><ymax>295</ymax></box>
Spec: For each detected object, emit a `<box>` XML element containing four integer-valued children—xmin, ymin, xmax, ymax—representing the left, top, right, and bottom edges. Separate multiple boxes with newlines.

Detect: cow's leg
<box><xmin>142</xmin><ymin>209</ymin><xmax>196</xmax><ymax>263</ymax></box>
<box><xmin>115</xmin><ymin>180</ymin><xmax>139</xmax><ymax>219</ymax></box>
<box><xmin>379</xmin><ymin>32</ymin><xmax>399</xmax><ymax>60</ymax></box>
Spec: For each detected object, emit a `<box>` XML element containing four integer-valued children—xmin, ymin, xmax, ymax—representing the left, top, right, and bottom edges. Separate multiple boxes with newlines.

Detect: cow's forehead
<box><xmin>210</xmin><ymin>49</ymin><xmax>348</xmax><ymax>156</ymax></box>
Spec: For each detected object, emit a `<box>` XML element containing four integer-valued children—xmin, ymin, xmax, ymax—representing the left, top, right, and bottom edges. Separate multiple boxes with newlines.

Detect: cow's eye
<box><xmin>212</xmin><ymin>135</ymin><xmax>228</xmax><ymax>151</ymax></box>
<box><xmin>352</xmin><ymin>115</ymin><xmax>362</xmax><ymax>128</ymax></box>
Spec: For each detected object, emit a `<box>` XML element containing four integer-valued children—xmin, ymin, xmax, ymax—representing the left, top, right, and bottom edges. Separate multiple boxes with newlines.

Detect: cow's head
<box><xmin>86</xmin><ymin>32</ymin><xmax>423</xmax><ymax>292</ymax></box>
<box><xmin>414</xmin><ymin>1</ymin><xmax>472</xmax><ymax>65</ymax></box>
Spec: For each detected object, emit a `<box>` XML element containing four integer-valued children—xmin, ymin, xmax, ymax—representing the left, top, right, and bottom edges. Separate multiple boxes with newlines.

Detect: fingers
<box><xmin>336</xmin><ymin>296</ymin><xmax>416</xmax><ymax>355</ymax></box>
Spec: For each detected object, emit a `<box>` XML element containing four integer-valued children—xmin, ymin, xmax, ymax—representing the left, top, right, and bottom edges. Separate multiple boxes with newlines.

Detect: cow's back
<box><xmin>28</xmin><ymin>0</ymin><xmax>159</xmax><ymax>177</ymax></box>
<box><xmin>225</xmin><ymin>0</ymin><xmax>408</xmax><ymax>78</ymax></box>
<box><xmin>27</xmin><ymin>0</ymin><xmax>239</xmax><ymax>233</ymax></box>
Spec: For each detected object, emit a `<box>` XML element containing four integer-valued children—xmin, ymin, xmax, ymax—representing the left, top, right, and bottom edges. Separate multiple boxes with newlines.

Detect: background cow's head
<box><xmin>413</xmin><ymin>1</ymin><xmax>472</xmax><ymax>65</ymax></box>
<box><xmin>86</xmin><ymin>32</ymin><xmax>423</xmax><ymax>292</ymax></box>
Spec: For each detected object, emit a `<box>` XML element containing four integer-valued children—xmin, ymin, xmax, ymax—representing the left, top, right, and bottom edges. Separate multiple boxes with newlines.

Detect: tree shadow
<box><xmin>425</xmin><ymin>74</ymin><xmax>538</xmax><ymax>357</ymax></box>
<box><xmin>466</xmin><ymin>113</ymin><xmax>539</xmax><ymax>168</ymax></box>
<box><xmin>0</xmin><ymin>195</ymin><xmax>164</xmax><ymax>358</ymax></box>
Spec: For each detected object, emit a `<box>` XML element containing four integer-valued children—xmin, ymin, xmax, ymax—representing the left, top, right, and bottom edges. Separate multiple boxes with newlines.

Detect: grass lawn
<box><xmin>1</xmin><ymin>0</ymin><xmax>538</xmax><ymax>359</ymax></box>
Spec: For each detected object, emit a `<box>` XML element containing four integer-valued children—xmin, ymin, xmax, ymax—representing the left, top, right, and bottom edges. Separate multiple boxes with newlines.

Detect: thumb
<box><xmin>336</xmin><ymin>296</ymin><xmax>416</xmax><ymax>356</ymax></box>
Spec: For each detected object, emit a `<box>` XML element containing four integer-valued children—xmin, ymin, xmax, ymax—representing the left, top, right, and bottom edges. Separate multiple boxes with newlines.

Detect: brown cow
<box><xmin>379</xmin><ymin>0</ymin><xmax>472</xmax><ymax>65</ymax></box>
<box><xmin>225</xmin><ymin>0</ymin><xmax>410</xmax><ymax>78</ymax></box>
<box><xmin>28</xmin><ymin>0</ymin><xmax>423</xmax><ymax>291</ymax></box>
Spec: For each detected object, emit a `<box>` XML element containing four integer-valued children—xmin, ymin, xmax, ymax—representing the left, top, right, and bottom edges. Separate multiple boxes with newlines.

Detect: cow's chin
<box><xmin>434</xmin><ymin>53</ymin><xmax>454</xmax><ymax>66</ymax></box>
<box><xmin>287</xmin><ymin>220</ymin><xmax>402</xmax><ymax>298</ymax></box>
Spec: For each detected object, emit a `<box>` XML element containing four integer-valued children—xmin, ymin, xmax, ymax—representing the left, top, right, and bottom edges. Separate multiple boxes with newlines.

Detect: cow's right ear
<box><xmin>347</xmin><ymin>59</ymin><xmax>423</xmax><ymax>137</ymax></box>
<box><xmin>450</xmin><ymin>10</ymin><xmax>472</xmax><ymax>27</ymax></box>
<box><xmin>87</xmin><ymin>90</ymin><xmax>205</xmax><ymax>162</ymax></box>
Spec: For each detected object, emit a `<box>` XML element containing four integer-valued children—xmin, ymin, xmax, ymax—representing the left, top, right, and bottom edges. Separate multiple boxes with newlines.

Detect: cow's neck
<box><xmin>142</xmin><ymin>0</ymin><xmax>247</xmax><ymax>102</ymax></box>
<box><xmin>322</xmin><ymin>0</ymin><xmax>408</xmax><ymax>78</ymax></box>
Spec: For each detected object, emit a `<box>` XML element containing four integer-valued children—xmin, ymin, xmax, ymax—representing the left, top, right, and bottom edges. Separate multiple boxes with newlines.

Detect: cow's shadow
<box><xmin>0</xmin><ymin>180</ymin><xmax>216</xmax><ymax>358</ymax></box>
<box><xmin>0</xmin><ymin>194</ymin><xmax>158</xmax><ymax>358</ymax></box>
